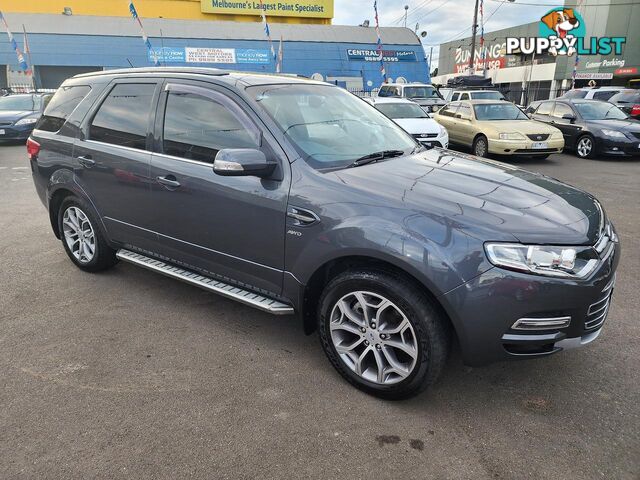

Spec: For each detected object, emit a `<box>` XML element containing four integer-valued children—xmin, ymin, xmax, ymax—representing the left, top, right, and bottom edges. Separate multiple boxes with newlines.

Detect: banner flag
<box><xmin>0</xmin><ymin>12</ymin><xmax>29</xmax><ymax>72</ymax></box>
<box><xmin>373</xmin><ymin>1</ymin><xmax>387</xmax><ymax>81</ymax></box>
<box><xmin>129</xmin><ymin>1</ymin><xmax>160</xmax><ymax>66</ymax></box>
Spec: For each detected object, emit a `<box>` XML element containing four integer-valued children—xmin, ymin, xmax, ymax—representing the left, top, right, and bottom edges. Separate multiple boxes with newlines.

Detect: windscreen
<box><xmin>248</xmin><ymin>84</ymin><xmax>416</xmax><ymax>170</ymax></box>
<box><xmin>574</xmin><ymin>102</ymin><xmax>628</xmax><ymax>120</ymax></box>
<box><xmin>473</xmin><ymin>103</ymin><xmax>528</xmax><ymax>120</ymax></box>
<box><xmin>404</xmin><ymin>86</ymin><xmax>442</xmax><ymax>100</ymax></box>
<box><xmin>375</xmin><ymin>102</ymin><xmax>429</xmax><ymax>119</ymax></box>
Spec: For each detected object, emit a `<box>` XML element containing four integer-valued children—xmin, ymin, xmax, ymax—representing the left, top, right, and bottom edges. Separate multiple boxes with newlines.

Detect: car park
<box><xmin>607</xmin><ymin>90</ymin><xmax>640</xmax><ymax>119</ymax></box>
<box><xmin>367</xmin><ymin>97</ymin><xmax>448</xmax><ymax>148</ymax></box>
<box><xmin>434</xmin><ymin>99</ymin><xmax>564</xmax><ymax>158</ymax></box>
<box><xmin>0</xmin><ymin>93</ymin><xmax>52</xmax><ymax>142</ymax></box>
<box><xmin>560</xmin><ymin>86</ymin><xmax>629</xmax><ymax>102</ymax></box>
<box><xmin>529</xmin><ymin>98</ymin><xmax>640</xmax><ymax>158</ymax></box>
<box><xmin>377</xmin><ymin>82</ymin><xmax>446</xmax><ymax>113</ymax></box>
<box><xmin>28</xmin><ymin>67</ymin><xmax>619</xmax><ymax>399</ymax></box>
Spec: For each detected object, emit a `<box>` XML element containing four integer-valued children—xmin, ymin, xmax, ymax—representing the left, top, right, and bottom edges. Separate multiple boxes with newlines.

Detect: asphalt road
<box><xmin>1</xmin><ymin>144</ymin><xmax>638</xmax><ymax>479</ymax></box>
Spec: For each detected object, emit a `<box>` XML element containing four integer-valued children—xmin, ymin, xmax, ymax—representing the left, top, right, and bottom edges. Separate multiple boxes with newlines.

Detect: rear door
<box><xmin>148</xmin><ymin>81</ymin><xmax>290</xmax><ymax>296</ymax></box>
<box><xmin>436</xmin><ymin>102</ymin><xmax>461</xmax><ymax>143</ymax></box>
<box><xmin>73</xmin><ymin>79</ymin><xmax>162</xmax><ymax>252</ymax></box>
<box><xmin>455</xmin><ymin>102</ymin><xmax>475</xmax><ymax>146</ymax></box>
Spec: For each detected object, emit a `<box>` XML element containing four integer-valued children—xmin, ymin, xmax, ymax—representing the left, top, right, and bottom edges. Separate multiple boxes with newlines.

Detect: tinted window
<box><xmin>552</xmin><ymin>102</ymin><xmax>574</xmax><ymax>118</ymax></box>
<box><xmin>90</xmin><ymin>83</ymin><xmax>155</xmax><ymax>150</ymax></box>
<box><xmin>609</xmin><ymin>91</ymin><xmax>640</xmax><ymax>103</ymax></box>
<box><xmin>37</xmin><ymin>86</ymin><xmax>91</xmax><ymax>132</ymax></box>
<box><xmin>460</xmin><ymin>93</ymin><xmax>469</xmax><ymax>100</ymax></box>
<box><xmin>404</xmin><ymin>86</ymin><xmax>441</xmax><ymax>99</ymax></box>
<box><xmin>574</xmin><ymin>102</ymin><xmax>628</xmax><ymax>120</ymax></box>
<box><xmin>375</xmin><ymin>102</ymin><xmax>428</xmax><ymax>119</ymax></box>
<box><xmin>535</xmin><ymin>101</ymin><xmax>554</xmax><ymax>115</ymax></box>
<box><xmin>472</xmin><ymin>91</ymin><xmax>505</xmax><ymax>100</ymax></box>
<box><xmin>163</xmin><ymin>90</ymin><xmax>259</xmax><ymax>163</ymax></box>
<box><xmin>563</xmin><ymin>90</ymin><xmax>587</xmax><ymax>99</ymax></box>
<box><xmin>592</xmin><ymin>90</ymin><xmax>618</xmax><ymax>101</ymax></box>
<box><xmin>451</xmin><ymin>93</ymin><xmax>460</xmax><ymax>101</ymax></box>
<box><xmin>378</xmin><ymin>86</ymin><xmax>390</xmax><ymax>97</ymax></box>
<box><xmin>0</xmin><ymin>94</ymin><xmax>41</xmax><ymax>111</ymax></box>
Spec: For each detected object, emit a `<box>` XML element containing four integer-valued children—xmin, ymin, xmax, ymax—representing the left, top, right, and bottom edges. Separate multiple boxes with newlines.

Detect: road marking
<box><xmin>0</xmin><ymin>166</ymin><xmax>8</xmax><ymax>170</ymax></box>
<box><xmin>12</xmin><ymin>167</ymin><xmax>28</xmax><ymax>170</ymax></box>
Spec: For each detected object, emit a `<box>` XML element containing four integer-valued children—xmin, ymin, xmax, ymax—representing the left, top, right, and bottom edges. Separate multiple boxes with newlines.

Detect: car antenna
<box><xmin>126</xmin><ymin>58</ymin><xmax>135</xmax><ymax>68</ymax></box>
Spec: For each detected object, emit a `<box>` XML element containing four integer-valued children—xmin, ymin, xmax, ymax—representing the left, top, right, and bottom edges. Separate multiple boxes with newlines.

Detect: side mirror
<box><xmin>455</xmin><ymin>113</ymin><xmax>462</xmax><ymax>119</ymax></box>
<box><xmin>562</xmin><ymin>114</ymin><xmax>576</xmax><ymax>122</ymax></box>
<box><xmin>213</xmin><ymin>148</ymin><xmax>276</xmax><ymax>178</ymax></box>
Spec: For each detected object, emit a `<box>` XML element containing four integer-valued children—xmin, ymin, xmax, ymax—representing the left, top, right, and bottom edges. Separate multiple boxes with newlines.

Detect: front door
<box><xmin>149</xmin><ymin>81</ymin><xmax>290</xmax><ymax>296</ymax></box>
<box><xmin>549</xmin><ymin>102</ymin><xmax>582</xmax><ymax>146</ymax></box>
<box><xmin>73</xmin><ymin>80</ymin><xmax>162</xmax><ymax>252</ymax></box>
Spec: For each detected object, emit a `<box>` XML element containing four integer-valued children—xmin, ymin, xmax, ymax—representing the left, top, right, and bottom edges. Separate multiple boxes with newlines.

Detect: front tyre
<box><xmin>318</xmin><ymin>270</ymin><xmax>450</xmax><ymax>399</ymax></box>
<box><xmin>473</xmin><ymin>135</ymin><xmax>489</xmax><ymax>158</ymax></box>
<box><xmin>576</xmin><ymin>135</ymin><xmax>595</xmax><ymax>159</ymax></box>
<box><xmin>58</xmin><ymin>196</ymin><xmax>118</xmax><ymax>272</ymax></box>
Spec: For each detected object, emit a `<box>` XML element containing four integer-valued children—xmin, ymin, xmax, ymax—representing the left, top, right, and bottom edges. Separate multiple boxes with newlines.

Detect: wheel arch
<box><xmin>300</xmin><ymin>255</ymin><xmax>459</xmax><ymax>345</ymax></box>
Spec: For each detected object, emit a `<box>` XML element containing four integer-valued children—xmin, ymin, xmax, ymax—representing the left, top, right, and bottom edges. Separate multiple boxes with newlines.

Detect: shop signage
<box><xmin>149</xmin><ymin>47</ymin><xmax>271</xmax><ymax>64</ymax></box>
<box><xmin>574</xmin><ymin>72</ymin><xmax>614</xmax><ymax>80</ymax></box>
<box><xmin>346</xmin><ymin>49</ymin><xmax>417</xmax><ymax>62</ymax></box>
<box><xmin>585</xmin><ymin>58</ymin><xmax>625</xmax><ymax>69</ymax></box>
<box><xmin>615</xmin><ymin>67</ymin><xmax>638</xmax><ymax>75</ymax></box>
<box><xmin>454</xmin><ymin>43</ymin><xmax>508</xmax><ymax>73</ymax></box>
<box><xmin>202</xmin><ymin>0</ymin><xmax>333</xmax><ymax>19</ymax></box>
<box><xmin>506</xmin><ymin>7</ymin><xmax>626</xmax><ymax>57</ymax></box>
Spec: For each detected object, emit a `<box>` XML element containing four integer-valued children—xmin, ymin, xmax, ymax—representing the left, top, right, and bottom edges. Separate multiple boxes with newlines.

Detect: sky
<box><xmin>332</xmin><ymin>0</ymin><xmax>554</xmax><ymax>70</ymax></box>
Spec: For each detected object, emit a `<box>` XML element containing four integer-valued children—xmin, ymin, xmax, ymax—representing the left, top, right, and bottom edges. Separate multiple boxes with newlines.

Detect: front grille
<box><xmin>413</xmin><ymin>133</ymin><xmax>438</xmax><ymax>139</ymax></box>
<box><xmin>585</xmin><ymin>292</ymin><xmax>612</xmax><ymax>330</ymax></box>
<box><xmin>526</xmin><ymin>134</ymin><xmax>550</xmax><ymax>141</ymax></box>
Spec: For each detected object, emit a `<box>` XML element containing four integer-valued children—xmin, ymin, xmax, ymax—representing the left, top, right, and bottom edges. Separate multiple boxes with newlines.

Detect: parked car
<box><xmin>0</xmin><ymin>93</ymin><xmax>52</xmax><ymax>142</ymax></box>
<box><xmin>29</xmin><ymin>68</ymin><xmax>619</xmax><ymax>399</ymax></box>
<box><xmin>377</xmin><ymin>82</ymin><xmax>446</xmax><ymax>113</ymax></box>
<box><xmin>367</xmin><ymin>97</ymin><xmax>448</xmax><ymax>148</ymax></box>
<box><xmin>449</xmin><ymin>89</ymin><xmax>507</xmax><ymax>102</ymax></box>
<box><xmin>529</xmin><ymin>98</ymin><xmax>640</xmax><ymax>158</ymax></box>
<box><xmin>433</xmin><ymin>100</ymin><xmax>564</xmax><ymax>158</ymax></box>
<box><xmin>560</xmin><ymin>86</ymin><xmax>627</xmax><ymax>102</ymax></box>
<box><xmin>607</xmin><ymin>90</ymin><xmax>640</xmax><ymax>119</ymax></box>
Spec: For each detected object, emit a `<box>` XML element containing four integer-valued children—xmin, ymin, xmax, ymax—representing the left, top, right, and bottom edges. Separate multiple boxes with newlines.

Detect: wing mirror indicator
<box><xmin>213</xmin><ymin>148</ymin><xmax>277</xmax><ymax>178</ymax></box>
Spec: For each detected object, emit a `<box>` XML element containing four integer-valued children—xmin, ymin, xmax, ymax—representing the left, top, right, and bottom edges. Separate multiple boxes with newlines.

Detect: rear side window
<box><xmin>563</xmin><ymin>90</ymin><xmax>587</xmax><ymax>99</ymax></box>
<box><xmin>451</xmin><ymin>93</ymin><xmax>460</xmax><ymax>101</ymax></box>
<box><xmin>460</xmin><ymin>93</ymin><xmax>469</xmax><ymax>100</ymax></box>
<box><xmin>89</xmin><ymin>83</ymin><xmax>156</xmax><ymax>150</ymax></box>
<box><xmin>593</xmin><ymin>90</ymin><xmax>618</xmax><ymax>101</ymax></box>
<box><xmin>535</xmin><ymin>101</ymin><xmax>554</xmax><ymax>115</ymax></box>
<box><xmin>36</xmin><ymin>85</ymin><xmax>91</xmax><ymax>132</ymax></box>
<box><xmin>162</xmin><ymin>90</ymin><xmax>259</xmax><ymax>163</ymax></box>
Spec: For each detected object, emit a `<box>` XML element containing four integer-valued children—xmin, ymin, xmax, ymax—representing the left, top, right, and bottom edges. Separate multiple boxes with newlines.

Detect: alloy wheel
<box><xmin>329</xmin><ymin>291</ymin><xmax>418</xmax><ymax>385</ymax></box>
<box><xmin>474</xmin><ymin>138</ymin><xmax>487</xmax><ymax>157</ymax></box>
<box><xmin>577</xmin><ymin>137</ymin><xmax>593</xmax><ymax>158</ymax></box>
<box><xmin>62</xmin><ymin>206</ymin><xmax>96</xmax><ymax>264</ymax></box>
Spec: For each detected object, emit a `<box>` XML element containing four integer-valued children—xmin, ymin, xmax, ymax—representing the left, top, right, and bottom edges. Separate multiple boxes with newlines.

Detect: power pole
<box><xmin>468</xmin><ymin>0</ymin><xmax>480</xmax><ymax>73</ymax></box>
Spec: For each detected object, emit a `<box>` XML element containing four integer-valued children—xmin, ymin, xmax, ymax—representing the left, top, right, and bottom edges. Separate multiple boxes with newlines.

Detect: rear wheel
<box><xmin>576</xmin><ymin>135</ymin><xmax>595</xmax><ymax>159</ymax></box>
<box><xmin>318</xmin><ymin>270</ymin><xmax>450</xmax><ymax>399</ymax></box>
<box><xmin>473</xmin><ymin>135</ymin><xmax>489</xmax><ymax>158</ymax></box>
<box><xmin>58</xmin><ymin>196</ymin><xmax>118</xmax><ymax>272</ymax></box>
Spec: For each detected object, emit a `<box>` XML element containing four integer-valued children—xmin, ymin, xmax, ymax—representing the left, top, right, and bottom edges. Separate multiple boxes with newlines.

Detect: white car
<box><xmin>368</xmin><ymin>97</ymin><xmax>449</xmax><ymax>149</ymax></box>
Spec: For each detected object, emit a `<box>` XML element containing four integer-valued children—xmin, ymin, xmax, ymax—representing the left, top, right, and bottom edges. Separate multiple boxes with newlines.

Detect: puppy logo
<box><xmin>539</xmin><ymin>8</ymin><xmax>585</xmax><ymax>56</ymax></box>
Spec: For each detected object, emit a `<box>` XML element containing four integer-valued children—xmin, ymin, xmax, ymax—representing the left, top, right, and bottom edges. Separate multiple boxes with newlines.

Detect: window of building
<box><xmin>36</xmin><ymin>86</ymin><xmax>91</xmax><ymax>132</ymax></box>
<box><xmin>162</xmin><ymin>90</ymin><xmax>259</xmax><ymax>163</ymax></box>
<box><xmin>89</xmin><ymin>83</ymin><xmax>155</xmax><ymax>150</ymax></box>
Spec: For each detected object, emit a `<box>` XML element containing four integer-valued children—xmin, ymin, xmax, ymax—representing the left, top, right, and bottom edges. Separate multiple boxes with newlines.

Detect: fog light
<box><xmin>512</xmin><ymin>316</ymin><xmax>571</xmax><ymax>330</ymax></box>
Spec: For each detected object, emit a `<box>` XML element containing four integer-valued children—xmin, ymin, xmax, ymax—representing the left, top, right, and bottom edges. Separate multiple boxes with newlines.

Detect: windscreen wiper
<box><xmin>348</xmin><ymin>150</ymin><xmax>405</xmax><ymax>168</ymax></box>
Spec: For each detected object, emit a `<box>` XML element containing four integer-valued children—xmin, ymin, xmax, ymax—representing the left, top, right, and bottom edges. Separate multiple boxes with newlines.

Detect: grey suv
<box><xmin>28</xmin><ymin>68</ymin><xmax>620</xmax><ymax>399</ymax></box>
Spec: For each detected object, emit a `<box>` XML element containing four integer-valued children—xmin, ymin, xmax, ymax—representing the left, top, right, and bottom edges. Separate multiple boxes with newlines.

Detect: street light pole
<box><xmin>404</xmin><ymin>5</ymin><xmax>409</xmax><ymax>28</ymax></box>
<box><xmin>468</xmin><ymin>0</ymin><xmax>479</xmax><ymax>74</ymax></box>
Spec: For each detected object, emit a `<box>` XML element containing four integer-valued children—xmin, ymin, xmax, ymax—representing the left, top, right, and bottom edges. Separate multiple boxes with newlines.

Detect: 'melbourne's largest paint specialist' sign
<box><xmin>202</xmin><ymin>0</ymin><xmax>334</xmax><ymax>19</ymax></box>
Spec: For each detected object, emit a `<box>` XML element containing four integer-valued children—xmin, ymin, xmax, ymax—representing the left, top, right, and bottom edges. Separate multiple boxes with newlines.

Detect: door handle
<box><xmin>287</xmin><ymin>206</ymin><xmax>319</xmax><ymax>226</ymax></box>
<box><xmin>156</xmin><ymin>175</ymin><xmax>181</xmax><ymax>189</ymax></box>
<box><xmin>77</xmin><ymin>155</ymin><xmax>95</xmax><ymax>168</ymax></box>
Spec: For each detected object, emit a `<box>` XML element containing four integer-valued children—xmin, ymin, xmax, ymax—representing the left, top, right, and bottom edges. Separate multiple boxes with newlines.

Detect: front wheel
<box><xmin>473</xmin><ymin>135</ymin><xmax>489</xmax><ymax>158</ymax></box>
<box><xmin>318</xmin><ymin>270</ymin><xmax>450</xmax><ymax>399</ymax></box>
<box><xmin>576</xmin><ymin>135</ymin><xmax>595</xmax><ymax>159</ymax></box>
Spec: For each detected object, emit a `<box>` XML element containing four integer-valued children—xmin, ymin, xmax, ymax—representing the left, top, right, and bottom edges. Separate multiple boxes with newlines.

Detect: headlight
<box><xmin>485</xmin><ymin>243</ymin><xmax>599</xmax><ymax>279</ymax></box>
<box><xmin>438</xmin><ymin>125</ymin><xmax>447</xmax><ymax>136</ymax></box>
<box><xmin>601</xmin><ymin>129</ymin><xmax>626</xmax><ymax>139</ymax></box>
<box><xmin>499</xmin><ymin>132</ymin><xmax>526</xmax><ymax>140</ymax></box>
<box><xmin>15</xmin><ymin>117</ymin><xmax>38</xmax><ymax>126</ymax></box>
<box><xmin>550</xmin><ymin>130</ymin><xmax>563</xmax><ymax>138</ymax></box>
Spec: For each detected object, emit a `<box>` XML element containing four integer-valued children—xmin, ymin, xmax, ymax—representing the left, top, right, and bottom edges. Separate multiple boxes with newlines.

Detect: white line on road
<box><xmin>12</xmin><ymin>167</ymin><xmax>28</xmax><ymax>170</ymax></box>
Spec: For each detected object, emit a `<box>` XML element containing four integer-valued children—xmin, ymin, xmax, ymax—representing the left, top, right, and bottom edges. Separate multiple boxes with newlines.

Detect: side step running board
<box><xmin>116</xmin><ymin>249</ymin><xmax>294</xmax><ymax>315</ymax></box>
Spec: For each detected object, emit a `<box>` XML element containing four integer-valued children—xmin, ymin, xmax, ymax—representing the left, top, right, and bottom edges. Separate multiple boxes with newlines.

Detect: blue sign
<box><xmin>347</xmin><ymin>49</ymin><xmax>417</xmax><ymax>63</ymax></box>
<box><xmin>149</xmin><ymin>47</ymin><xmax>186</xmax><ymax>63</ymax></box>
<box><xmin>236</xmin><ymin>49</ymin><xmax>271</xmax><ymax>64</ymax></box>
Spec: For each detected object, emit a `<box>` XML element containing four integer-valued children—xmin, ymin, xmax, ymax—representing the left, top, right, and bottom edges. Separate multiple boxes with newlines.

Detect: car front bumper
<box><xmin>597</xmin><ymin>135</ymin><xmax>640</xmax><ymax>157</ymax></box>
<box><xmin>489</xmin><ymin>137</ymin><xmax>564</xmax><ymax>155</ymax></box>
<box><xmin>413</xmin><ymin>132</ymin><xmax>449</xmax><ymax>149</ymax></box>
<box><xmin>441</xmin><ymin>237</ymin><xmax>620</xmax><ymax>366</ymax></box>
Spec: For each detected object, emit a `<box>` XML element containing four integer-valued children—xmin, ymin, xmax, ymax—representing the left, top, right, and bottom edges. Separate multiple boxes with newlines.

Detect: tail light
<box><xmin>631</xmin><ymin>104</ymin><xmax>640</xmax><ymax>116</ymax></box>
<box><xmin>26</xmin><ymin>137</ymin><xmax>40</xmax><ymax>158</ymax></box>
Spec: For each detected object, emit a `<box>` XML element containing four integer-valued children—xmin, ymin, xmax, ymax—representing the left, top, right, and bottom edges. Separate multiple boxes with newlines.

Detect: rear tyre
<box><xmin>318</xmin><ymin>270</ymin><xmax>450</xmax><ymax>399</ymax></box>
<box><xmin>58</xmin><ymin>196</ymin><xmax>118</xmax><ymax>272</ymax></box>
<box><xmin>576</xmin><ymin>135</ymin><xmax>595</xmax><ymax>159</ymax></box>
<box><xmin>472</xmin><ymin>135</ymin><xmax>489</xmax><ymax>158</ymax></box>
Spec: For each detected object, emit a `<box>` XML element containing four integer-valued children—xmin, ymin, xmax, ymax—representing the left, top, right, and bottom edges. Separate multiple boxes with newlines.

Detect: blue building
<box><xmin>0</xmin><ymin>13</ymin><xmax>430</xmax><ymax>89</ymax></box>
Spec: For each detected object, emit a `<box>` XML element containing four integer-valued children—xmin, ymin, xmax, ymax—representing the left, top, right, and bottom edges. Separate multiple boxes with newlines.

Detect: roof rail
<box><xmin>73</xmin><ymin>67</ymin><xmax>230</xmax><ymax>79</ymax></box>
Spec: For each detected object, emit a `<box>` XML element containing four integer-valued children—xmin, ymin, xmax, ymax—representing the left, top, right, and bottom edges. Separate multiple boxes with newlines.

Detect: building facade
<box><xmin>0</xmin><ymin>12</ymin><xmax>429</xmax><ymax>90</ymax></box>
<box><xmin>432</xmin><ymin>0</ymin><xmax>639</xmax><ymax>103</ymax></box>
